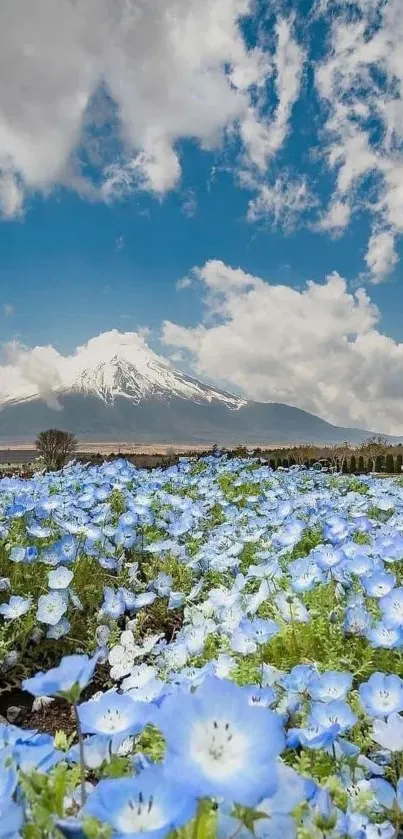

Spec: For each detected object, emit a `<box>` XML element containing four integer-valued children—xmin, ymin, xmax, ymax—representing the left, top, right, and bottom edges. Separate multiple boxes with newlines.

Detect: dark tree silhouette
<box><xmin>35</xmin><ymin>429</ymin><xmax>77</xmax><ymax>472</ymax></box>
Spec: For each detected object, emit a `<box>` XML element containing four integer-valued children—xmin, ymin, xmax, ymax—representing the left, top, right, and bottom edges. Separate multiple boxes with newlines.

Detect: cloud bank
<box><xmin>3</xmin><ymin>268</ymin><xmax>403</xmax><ymax>433</ymax></box>
<box><xmin>163</xmin><ymin>260</ymin><xmax>403</xmax><ymax>434</ymax></box>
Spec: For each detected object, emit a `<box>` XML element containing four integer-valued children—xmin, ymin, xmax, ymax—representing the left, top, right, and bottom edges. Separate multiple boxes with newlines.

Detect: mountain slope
<box><xmin>0</xmin><ymin>345</ymin><xmax>394</xmax><ymax>444</ymax></box>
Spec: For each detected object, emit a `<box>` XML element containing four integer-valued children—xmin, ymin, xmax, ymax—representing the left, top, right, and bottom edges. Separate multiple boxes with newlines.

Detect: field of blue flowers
<box><xmin>2</xmin><ymin>454</ymin><xmax>403</xmax><ymax>838</ymax></box>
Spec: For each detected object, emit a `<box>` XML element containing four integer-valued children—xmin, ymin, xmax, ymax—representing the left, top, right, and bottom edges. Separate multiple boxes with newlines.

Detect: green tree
<box><xmin>357</xmin><ymin>455</ymin><xmax>365</xmax><ymax>473</ymax></box>
<box><xmin>396</xmin><ymin>453</ymin><xmax>403</xmax><ymax>474</ymax></box>
<box><xmin>385</xmin><ymin>453</ymin><xmax>395</xmax><ymax>474</ymax></box>
<box><xmin>35</xmin><ymin>429</ymin><xmax>77</xmax><ymax>472</ymax></box>
<box><xmin>375</xmin><ymin>455</ymin><xmax>384</xmax><ymax>473</ymax></box>
<box><xmin>350</xmin><ymin>455</ymin><xmax>357</xmax><ymax>473</ymax></box>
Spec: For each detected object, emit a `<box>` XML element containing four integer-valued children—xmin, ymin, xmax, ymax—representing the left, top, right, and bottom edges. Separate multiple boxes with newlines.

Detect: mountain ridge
<box><xmin>0</xmin><ymin>345</ymin><xmax>398</xmax><ymax>445</ymax></box>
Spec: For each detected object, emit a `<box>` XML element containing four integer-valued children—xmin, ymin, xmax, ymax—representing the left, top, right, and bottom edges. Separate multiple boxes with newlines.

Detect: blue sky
<box><xmin>1</xmin><ymin>0</ymin><xmax>403</xmax><ymax>433</ymax></box>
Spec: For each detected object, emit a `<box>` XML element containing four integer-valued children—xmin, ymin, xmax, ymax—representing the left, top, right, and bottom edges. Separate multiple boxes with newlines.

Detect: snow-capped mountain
<box><xmin>0</xmin><ymin>332</ymin><xmax>245</xmax><ymax>410</ymax></box>
<box><xmin>0</xmin><ymin>330</ymin><xmax>396</xmax><ymax>444</ymax></box>
<box><xmin>68</xmin><ymin>354</ymin><xmax>246</xmax><ymax>409</ymax></box>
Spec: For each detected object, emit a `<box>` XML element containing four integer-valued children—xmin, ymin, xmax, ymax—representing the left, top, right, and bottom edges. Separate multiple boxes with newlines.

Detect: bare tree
<box><xmin>35</xmin><ymin>429</ymin><xmax>77</xmax><ymax>472</ymax></box>
<box><xmin>359</xmin><ymin>435</ymin><xmax>388</xmax><ymax>473</ymax></box>
<box><xmin>329</xmin><ymin>441</ymin><xmax>351</xmax><ymax>472</ymax></box>
<box><xmin>292</xmin><ymin>444</ymin><xmax>317</xmax><ymax>466</ymax></box>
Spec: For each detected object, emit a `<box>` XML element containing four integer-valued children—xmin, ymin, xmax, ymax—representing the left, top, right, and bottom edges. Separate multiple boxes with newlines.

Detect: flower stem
<box><xmin>73</xmin><ymin>703</ymin><xmax>86</xmax><ymax>806</ymax></box>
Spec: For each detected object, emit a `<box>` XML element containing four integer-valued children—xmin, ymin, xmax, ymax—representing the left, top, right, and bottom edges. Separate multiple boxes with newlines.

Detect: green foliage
<box><xmin>20</xmin><ymin>763</ymin><xmax>81</xmax><ymax>838</ymax></box>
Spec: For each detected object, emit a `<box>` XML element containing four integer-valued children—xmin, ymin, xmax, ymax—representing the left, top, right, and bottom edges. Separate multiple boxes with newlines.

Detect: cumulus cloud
<box><xmin>162</xmin><ymin>259</ymin><xmax>403</xmax><ymax>434</ymax></box>
<box><xmin>3</xmin><ymin>341</ymin><xmax>63</xmax><ymax>409</ymax></box>
<box><xmin>0</xmin><ymin>0</ymin><xmax>281</xmax><ymax>213</ymax></box>
<box><xmin>5</xmin><ymin>284</ymin><xmax>403</xmax><ymax>433</ymax></box>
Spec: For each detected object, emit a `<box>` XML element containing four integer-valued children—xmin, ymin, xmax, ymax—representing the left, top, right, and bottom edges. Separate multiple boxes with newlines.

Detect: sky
<box><xmin>1</xmin><ymin>0</ymin><xmax>403</xmax><ymax>433</ymax></box>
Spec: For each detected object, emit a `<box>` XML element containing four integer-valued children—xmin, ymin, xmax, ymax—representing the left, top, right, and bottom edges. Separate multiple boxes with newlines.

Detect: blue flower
<box><xmin>23</xmin><ymin>652</ymin><xmax>100</xmax><ymax>700</ymax></box>
<box><xmin>379</xmin><ymin>587</ymin><xmax>403</xmax><ymax>627</ymax></box>
<box><xmin>239</xmin><ymin>617</ymin><xmax>279</xmax><ymax>645</ymax></box>
<box><xmin>101</xmin><ymin>586</ymin><xmax>126</xmax><ymax>619</ymax></box>
<box><xmin>0</xmin><ymin>595</ymin><xmax>31</xmax><ymax>620</ymax></box>
<box><xmin>310</xmin><ymin>699</ymin><xmax>357</xmax><ymax>734</ymax></box>
<box><xmin>307</xmin><ymin>671</ymin><xmax>352</xmax><ymax>703</ymax></box>
<box><xmin>372</xmin><ymin>713</ymin><xmax>403</xmax><ymax>752</ymax></box>
<box><xmin>47</xmin><ymin>567</ymin><xmax>74</xmax><ymax>589</ymax></box>
<box><xmin>159</xmin><ymin>676</ymin><xmax>285</xmax><ymax>806</ymax></box>
<box><xmin>362</xmin><ymin>571</ymin><xmax>396</xmax><ymax>598</ymax></box>
<box><xmin>84</xmin><ymin>765</ymin><xmax>196</xmax><ymax>839</ymax></box>
<box><xmin>36</xmin><ymin>590</ymin><xmax>68</xmax><ymax>625</ymax></box>
<box><xmin>78</xmin><ymin>691</ymin><xmax>152</xmax><ymax>737</ymax></box>
<box><xmin>359</xmin><ymin>673</ymin><xmax>403</xmax><ymax>718</ymax></box>
<box><xmin>366</xmin><ymin>622</ymin><xmax>403</xmax><ymax>649</ymax></box>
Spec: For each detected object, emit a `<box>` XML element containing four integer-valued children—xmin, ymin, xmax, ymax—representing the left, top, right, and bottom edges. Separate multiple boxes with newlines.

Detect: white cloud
<box><xmin>162</xmin><ymin>259</ymin><xmax>403</xmax><ymax>434</ymax></box>
<box><xmin>365</xmin><ymin>229</ymin><xmax>398</xmax><ymax>283</ymax></box>
<box><xmin>247</xmin><ymin>173</ymin><xmax>316</xmax><ymax>230</ymax></box>
<box><xmin>4</xmin><ymin>287</ymin><xmax>403</xmax><ymax>433</ymax></box>
<box><xmin>238</xmin><ymin>16</ymin><xmax>304</xmax><ymax>175</ymax></box>
<box><xmin>316</xmin><ymin>200</ymin><xmax>351</xmax><ymax>235</ymax></box>
<box><xmin>175</xmin><ymin>276</ymin><xmax>193</xmax><ymax>291</ymax></box>
<box><xmin>0</xmin><ymin>0</ymin><xmax>281</xmax><ymax>214</ymax></box>
<box><xmin>314</xmin><ymin>0</ymin><xmax>403</xmax><ymax>280</ymax></box>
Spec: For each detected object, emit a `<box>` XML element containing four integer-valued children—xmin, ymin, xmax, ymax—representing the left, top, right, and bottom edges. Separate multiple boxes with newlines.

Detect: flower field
<box><xmin>2</xmin><ymin>455</ymin><xmax>403</xmax><ymax>838</ymax></box>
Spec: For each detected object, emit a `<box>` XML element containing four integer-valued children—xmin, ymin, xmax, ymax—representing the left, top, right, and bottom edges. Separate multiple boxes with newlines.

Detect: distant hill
<box><xmin>0</xmin><ymin>347</ymin><xmax>397</xmax><ymax>445</ymax></box>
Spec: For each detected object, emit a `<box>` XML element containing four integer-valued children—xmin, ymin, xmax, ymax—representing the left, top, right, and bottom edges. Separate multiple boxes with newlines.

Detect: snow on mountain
<box><xmin>0</xmin><ymin>330</ymin><xmax>247</xmax><ymax>410</ymax></box>
<box><xmin>69</xmin><ymin>354</ymin><xmax>246</xmax><ymax>408</ymax></box>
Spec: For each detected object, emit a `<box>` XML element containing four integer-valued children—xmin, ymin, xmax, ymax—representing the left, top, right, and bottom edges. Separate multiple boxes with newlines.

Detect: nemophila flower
<box><xmin>289</xmin><ymin>557</ymin><xmax>323</xmax><ymax>593</ymax></box>
<box><xmin>0</xmin><ymin>594</ymin><xmax>31</xmax><ymax>620</ymax></box>
<box><xmin>370</xmin><ymin>777</ymin><xmax>403</xmax><ymax>813</ymax></box>
<box><xmin>242</xmin><ymin>685</ymin><xmax>276</xmax><ymax>708</ymax></box>
<box><xmin>78</xmin><ymin>690</ymin><xmax>151</xmax><ymax>736</ymax></box>
<box><xmin>217</xmin><ymin>763</ymin><xmax>315</xmax><ymax>839</ymax></box>
<box><xmin>311</xmin><ymin>545</ymin><xmax>344</xmax><ymax>572</ymax></box>
<box><xmin>239</xmin><ymin>617</ymin><xmax>279</xmax><ymax>645</ymax></box>
<box><xmin>101</xmin><ymin>586</ymin><xmax>126</xmax><ymax>619</ymax></box>
<box><xmin>0</xmin><ymin>798</ymin><xmax>23</xmax><ymax>839</ymax></box>
<box><xmin>287</xmin><ymin>723</ymin><xmax>340</xmax><ymax>750</ymax></box>
<box><xmin>48</xmin><ymin>566</ymin><xmax>74</xmax><ymax>589</ymax></box>
<box><xmin>379</xmin><ymin>587</ymin><xmax>403</xmax><ymax>627</ymax></box>
<box><xmin>133</xmin><ymin>592</ymin><xmax>157</xmax><ymax>610</ymax></box>
<box><xmin>85</xmin><ymin>766</ymin><xmax>196</xmax><ymax>839</ymax></box>
<box><xmin>308</xmin><ymin>671</ymin><xmax>352</xmax><ymax>703</ymax></box>
<box><xmin>159</xmin><ymin>676</ymin><xmax>285</xmax><ymax>806</ymax></box>
<box><xmin>0</xmin><ymin>578</ymin><xmax>10</xmax><ymax>591</ymax></box>
<box><xmin>275</xmin><ymin>593</ymin><xmax>309</xmax><ymax>623</ymax></box>
<box><xmin>344</xmin><ymin>604</ymin><xmax>371</xmax><ymax>635</ymax></box>
<box><xmin>46</xmin><ymin>616</ymin><xmax>71</xmax><ymax>640</ymax></box>
<box><xmin>310</xmin><ymin>699</ymin><xmax>357</xmax><ymax>734</ymax></box>
<box><xmin>372</xmin><ymin>713</ymin><xmax>403</xmax><ymax>752</ymax></box>
<box><xmin>36</xmin><ymin>590</ymin><xmax>68</xmax><ymax>625</ymax></box>
<box><xmin>26</xmin><ymin>521</ymin><xmax>52</xmax><ymax>538</ymax></box>
<box><xmin>13</xmin><ymin>736</ymin><xmax>64</xmax><ymax>773</ymax></box>
<box><xmin>323</xmin><ymin>514</ymin><xmax>349</xmax><ymax>544</ymax></box>
<box><xmin>362</xmin><ymin>571</ymin><xmax>396</xmax><ymax>598</ymax></box>
<box><xmin>23</xmin><ymin>652</ymin><xmax>100</xmax><ymax>700</ymax></box>
<box><xmin>153</xmin><ymin>573</ymin><xmax>173</xmax><ymax>597</ymax></box>
<box><xmin>366</xmin><ymin>621</ymin><xmax>403</xmax><ymax>649</ymax></box>
<box><xmin>168</xmin><ymin>591</ymin><xmax>185</xmax><ymax>609</ymax></box>
<box><xmin>272</xmin><ymin>517</ymin><xmax>304</xmax><ymax>548</ymax></box>
<box><xmin>9</xmin><ymin>546</ymin><xmax>29</xmax><ymax>563</ymax></box>
<box><xmin>279</xmin><ymin>664</ymin><xmax>317</xmax><ymax>694</ymax></box>
<box><xmin>359</xmin><ymin>673</ymin><xmax>403</xmax><ymax>718</ymax></box>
